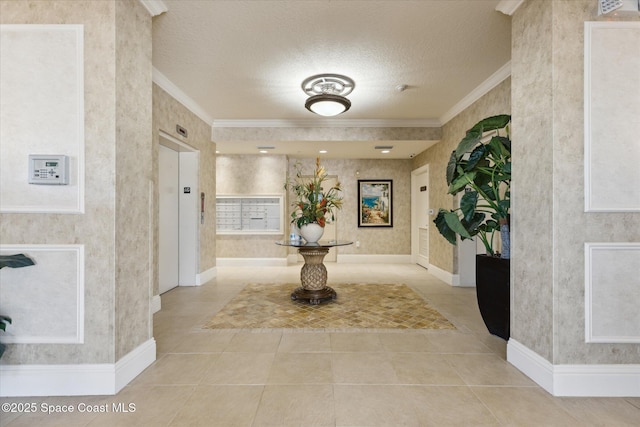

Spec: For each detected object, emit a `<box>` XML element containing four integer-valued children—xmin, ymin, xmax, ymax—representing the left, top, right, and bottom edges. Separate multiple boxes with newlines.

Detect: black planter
<box><xmin>475</xmin><ymin>254</ymin><xmax>510</xmax><ymax>340</ymax></box>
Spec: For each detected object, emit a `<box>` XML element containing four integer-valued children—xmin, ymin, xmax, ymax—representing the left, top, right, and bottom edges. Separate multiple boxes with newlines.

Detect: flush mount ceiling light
<box><xmin>302</xmin><ymin>74</ymin><xmax>355</xmax><ymax>117</ymax></box>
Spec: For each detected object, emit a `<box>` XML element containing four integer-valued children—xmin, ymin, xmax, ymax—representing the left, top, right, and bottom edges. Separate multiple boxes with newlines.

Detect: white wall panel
<box><xmin>584</xmin><ymin>22</ymin><xmax>640</xmax><ymax>212</ymax></box>
<box><xmin>0</xmin><ymin>245</ymin><xmax>84</xmax><ymax>344</ymax></box>
<box><xmin>585</xmin><ymin>243</ymin><xmax>640</xmax><ymax>343</ymax></box>
<box><xmin>0</xmin><ymin>25</ymin><xmax>84</xmax><ymax>213</ymax></box>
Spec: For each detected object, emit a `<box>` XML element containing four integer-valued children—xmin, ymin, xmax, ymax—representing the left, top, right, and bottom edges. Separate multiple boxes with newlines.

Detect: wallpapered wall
<box><xmin>0</xmin><ymin>0</ymin><xmax>152</xmax><ymax>365</ymax></box>
<box><xmin>152</xmin><ymin>84</ymin><xmax>217</xmax><ymax>296</ymax></box>
<box><xmin>411</xmin><ymin>78</ymin><xmax>511</xmax><ymax>275</ymax></box>
<box><xmin>511</xmin><ymin>0</ymin><xmax>639</xmax><ymax>365</ymax></box>
<box><xmin>216</xmin><ymin>155</ymin><xmax>413</xmax><ymax>258</ymax></box>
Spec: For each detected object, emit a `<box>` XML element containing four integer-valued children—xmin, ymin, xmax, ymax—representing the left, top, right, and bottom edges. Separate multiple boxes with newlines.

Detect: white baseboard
<box><xmin>427</xmin><ymin>263</ymin><xmax>476</xmax><ymax>287</ymax></box>
<box><xmin>151</xmin><ymin>294</ymin><xmax>161</xmax><ymax>314</ymax></box>
<box><xmin>336</xmin><ymin>254</ymin><xmax>411</xmax><ymax>264</ymax></box>
<box><xmin>0</xmin><ymin>338</ymin><xmax>156</xmax><ymax>397</ymax></box>
<box><xmin>507</xmin><ymin>338</ymin><xmax>640</xmax><ymax>397</ymax></box>
<box><xmin>197</xmin><ymin>266</ymin><xmax>217</xmax><ymax>285</ymax></box>
<box><xmin>428</xmin><ymin>264</ymin><xmax>454</xmax><ymax>286</ymax></box>
<box><xmin>216</xmin><ymin>258</ymin><xmax>288</xmax><ymax>267</ymax></box>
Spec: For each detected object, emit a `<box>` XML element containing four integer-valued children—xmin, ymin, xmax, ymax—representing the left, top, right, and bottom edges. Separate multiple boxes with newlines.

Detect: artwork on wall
<box><xmin>358</xmin><ymin>180</ymin><xmax>392</xmax><ymax>227</ymax></box>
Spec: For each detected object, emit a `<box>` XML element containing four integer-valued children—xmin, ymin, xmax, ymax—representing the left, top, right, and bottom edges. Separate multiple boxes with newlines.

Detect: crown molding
<box><xmin>212</xmin><ymin>118</ymin><xmax>441</xmax><ymax>129</ymax></box>
<box><xmin>138</xmin><ymin>0</ymin><xmax>167</xmax><ymax>17</ymax></box>
<box><xmin>438</xmin><ymin>61</ymin><xmax>511</xmax><ymax>126</ymax></box>
<box><xmin>496</xmin><ymin>0</ymin><xmax>526</xmax><ymax>16</ymax></box>
<box><xmin>152</xmin><ymin>67</ymin><xmax>214</xmax><ymax>125</ymax></box>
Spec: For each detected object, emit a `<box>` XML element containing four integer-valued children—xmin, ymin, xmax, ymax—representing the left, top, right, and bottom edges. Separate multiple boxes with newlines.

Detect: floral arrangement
<box><xmin>285</xmin><ymin>158</ymin><xmax>343</xmax><ymax>228</ymax></box>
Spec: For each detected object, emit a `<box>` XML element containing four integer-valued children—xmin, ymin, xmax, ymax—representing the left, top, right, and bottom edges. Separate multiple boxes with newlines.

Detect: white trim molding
<box><xmin>151</xmin><ymin>294</ymin><xmax>161</xmax><ymax>314</ymax></box>
<box><xmin>584</xmin><ymin>22</ymin><xmax>640</xmax><ymax>212</ymax></box>
<box><xmin>584</xmin><ymin>242</ymin><xmax>640</xmax><ymax>343</ymax></box>
<box><xmin>508</xmin><ymin>339</ymin><xmax>640</xmax><ymax>397</ymax></box>
<box><xmin>495</xmin><ymin>0</ymin><xmax>526</xmax><ymax>16</ymax></box>
<box><xmin>439</xmin><ymin>61</ymin><xmax>511</xmax><ymax>126</ymax></box>
<box><xmin>138</xmin><ymin>0</ymin><xmax>167</xmax><ymax>17</ymax></box>
<box><xmin>152</xmin><ymin>67</ymin><xmax>213</xmax><ymax>125</ymax></box>
<box><xmin>0</xmin><ymin>339</ymin><xmax>156</xmax><ymax>397</ymax></box>
<box><xmin>0</xmin><ymin>25</ymin><xmax>85</xmax><ymax>214</ymax></box>
<box><xmin>196</xmin><ymin>266</ymin><xmax>217</xmax><ymax>286</ymax></box>
<box><xmin>0</xmin><ymin>244</ymin><xmax>84</xmax><ymax>344</ymax></box>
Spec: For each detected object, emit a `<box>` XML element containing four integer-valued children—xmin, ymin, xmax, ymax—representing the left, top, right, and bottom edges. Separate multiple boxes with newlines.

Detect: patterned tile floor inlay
<box><xmin>202</xmin><ymin>283</ymin><xmax>456</xmax><ymax>331</ymax></box>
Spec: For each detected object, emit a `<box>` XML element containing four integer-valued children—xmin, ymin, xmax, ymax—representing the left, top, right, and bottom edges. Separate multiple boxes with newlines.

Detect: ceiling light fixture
<box><xmin>302</xmin><ymin>73</ymin><xmax>355</xmax><ymax>117</ymax></box>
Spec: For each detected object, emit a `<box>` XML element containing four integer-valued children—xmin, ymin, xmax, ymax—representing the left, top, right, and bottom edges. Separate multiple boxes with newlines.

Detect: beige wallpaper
<box><xmin>412</xmin><ymin>78</ymin><xmax>511</xmax><ymax>275</ymax></box>
<box><xmin>215</xmin><ymin>155</ymin><xmax>413</xmax><ymax>259</ymax></box>
<box><xmin>153</xmin><ymin>84</ymin><xmax>217</xmax><ymax>294</ymax></box>
<box><xmin>114</xmin><ymin>0</ymin><xmax>152</xmax><ymax>360</ymax></box>
<box><xmin>215</xmin><ymin>154</ymin><xmax>289</xmax><ymax>259</ymax></box>
<box><xmin>512</xmin><ymin>0</ymin><xmax>639</xmax><ymax>364</ymax></box>
<box><xmin>0</xmin><ymin>0</ymin><xmax>152</xmax><ymax>365</ymax></box>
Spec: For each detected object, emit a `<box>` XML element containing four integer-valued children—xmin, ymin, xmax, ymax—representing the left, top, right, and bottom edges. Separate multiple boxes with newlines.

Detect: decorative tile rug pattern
<box><xmin>202</xmin><ymin>283</ymin><xmax>456</xmax><ymax>331</ymax></box>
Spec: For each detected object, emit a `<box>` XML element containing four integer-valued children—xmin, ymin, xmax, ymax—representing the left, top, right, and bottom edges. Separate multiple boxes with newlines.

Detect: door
<box><xmin>159</xmin><ymin>144</ymin><xmax>179</xmax><ymax>294</ymax></box>
<box><xmin>412</xmin><ymin>165</ymin><xmax>430</xmax><ymax>269</ymax></box>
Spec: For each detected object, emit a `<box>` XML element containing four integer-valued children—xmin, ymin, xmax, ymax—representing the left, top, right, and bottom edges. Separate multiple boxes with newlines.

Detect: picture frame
<box><xmin>358</xmin><ymin>180</ymin><xmax>393</xmax><ymax>227</ymax></box>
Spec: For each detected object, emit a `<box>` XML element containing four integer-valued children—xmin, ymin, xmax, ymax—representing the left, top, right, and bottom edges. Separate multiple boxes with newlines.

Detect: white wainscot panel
<box><xmin>585</xmin><ymin>243</ymin><xmax>640</xmax><ymax>343</ymax></box>
<box><xmin>0</xmin><ymin>245</ymin><xmax>84</xmax><ymax>344</ymax></box>
<box><xmin>584</xmin><ymin>22</ymin><xmax>640</xmax><ymax>212</ymax></box>
<box><xmin>0</xmin><ymin>25</ymin><xmax>84</xmax><ymax>213</ymax></box>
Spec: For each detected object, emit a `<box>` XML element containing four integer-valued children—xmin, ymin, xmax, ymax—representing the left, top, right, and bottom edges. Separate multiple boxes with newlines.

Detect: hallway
<box><xmin>2</xmin><ymin>264</ymin><xmax>639</xmax><ymax>426</ymax></box>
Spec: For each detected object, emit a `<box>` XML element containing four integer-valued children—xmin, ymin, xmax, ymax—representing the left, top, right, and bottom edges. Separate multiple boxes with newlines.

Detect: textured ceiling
<box><xmin>151</xmin><ymin>0</ymin><xmax>512</xmax><ymax>158</ymax></box>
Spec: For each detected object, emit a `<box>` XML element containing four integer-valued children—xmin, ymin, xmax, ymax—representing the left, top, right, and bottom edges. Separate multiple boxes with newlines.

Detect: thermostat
<box><xmin>28</xmin><ymin>154</ymin><xmax>69</xmax><ymax>185</ymax></box>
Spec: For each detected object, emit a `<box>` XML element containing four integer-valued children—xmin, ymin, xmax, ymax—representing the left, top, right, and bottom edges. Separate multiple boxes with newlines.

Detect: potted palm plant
<box><xmin>285</xmin><ymin>158</ymin><xmax>343</xmax><ymax>243</ymax></box>
<box><xmin>0</xmin><ymin>253</ymin><xmax>35</xmax><ymax>358</ymax></box>
<box><xmin>434</xmin><ymin>114</ymin><xmax>511</xmax><ymax>339</ymax></box>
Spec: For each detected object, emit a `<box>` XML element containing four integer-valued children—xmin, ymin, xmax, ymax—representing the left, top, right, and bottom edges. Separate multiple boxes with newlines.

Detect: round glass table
<box><xmin>276</xmin><ymin>240</ymin><xmax>353</xmax><ymax>304</ymax></box>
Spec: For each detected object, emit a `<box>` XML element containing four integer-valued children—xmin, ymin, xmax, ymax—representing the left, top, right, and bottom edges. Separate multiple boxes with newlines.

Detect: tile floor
<box><xmin>2</xmin><ymin>263</ymin><xmax>639</xmax><ymax>426</ymax></box>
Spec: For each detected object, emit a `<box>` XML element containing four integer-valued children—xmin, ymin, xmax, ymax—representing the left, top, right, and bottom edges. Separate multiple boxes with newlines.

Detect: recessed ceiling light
<box><xmin>381</xmin><ymin>150</ymin><xmax>390</xmax><ymax>154</ymax></box>
<box><xmin>319</xmin><ymin>150</ymin><xmax>328</xmax><ymax>154</ymax></box>
<box><xmin>259</xmin><ymin>150</ymin><xmax>268</xmax><ymax>154</ymax></box>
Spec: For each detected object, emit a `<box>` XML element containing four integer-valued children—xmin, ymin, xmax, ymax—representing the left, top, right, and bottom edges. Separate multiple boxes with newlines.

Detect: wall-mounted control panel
<box><xmin>28</xmin><ymin>154</ymin><xmax>69</xmax><ymax>185</ymax></box>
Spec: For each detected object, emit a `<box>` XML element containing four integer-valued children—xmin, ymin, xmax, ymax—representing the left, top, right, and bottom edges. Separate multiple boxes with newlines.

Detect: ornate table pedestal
<box><xmin>275</xmin><ymin>240</ymin><xmax>352</xmax><ymax>305</ymax></box>
<box><xmin>291</xmin><ymin>246</ymin><xmax>335</xmax><ymax>305</ymax></box>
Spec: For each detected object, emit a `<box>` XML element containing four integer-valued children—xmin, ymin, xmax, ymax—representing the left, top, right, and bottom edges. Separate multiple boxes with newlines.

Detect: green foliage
<box><xmin>284</xmin><ymin>158</ymin><xmax>343</xmax><ymax>228</ymax></box>
<box><xmin>434</xmin><ymin>115</ymin><xmax>511</xmax><ymax>257</ymax></box>
<box><xmin>0</xmin><ymin>253</ymin><xmax>35</xmax><ymax>358</ymax></box>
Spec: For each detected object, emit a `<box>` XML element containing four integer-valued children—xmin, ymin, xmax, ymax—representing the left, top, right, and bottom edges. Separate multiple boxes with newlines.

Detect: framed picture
<box><xmin>358</xmin><ymin>180</ymin><xmax>393</xmax><ymax>227</ymax></box>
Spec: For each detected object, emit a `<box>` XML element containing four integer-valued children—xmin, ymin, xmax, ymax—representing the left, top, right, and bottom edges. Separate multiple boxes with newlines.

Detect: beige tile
<box><xmin>378</xmin><ymin>332</ymin><xmax>432</xmax><ymax>352</ymax></box>
<box><xmin>446</xmin><ymin>353</ymin><xmax>536</xmax><ymax>386</ymax></box>
<box><xmin>201</xmin><ymin>352</ymin><xmax>275</xmax><ymax>384</ymax></box>
<box><xmin>132</xmin><ymin>353</ymin><xmax>217</xmax><ymax>385</ymax></box>
<box><xmin>404</xmin><ymin>385</ymin><xmax>500</xmax><ymax>426</ymax></box>
<box><xmin>267</xmin><ymin>353</ymin><xmax>333</xmax><ymax>384</ymax></box>
<box><xmin>0</xmin><ymin>396</ymin><xmax>103</xmax><ymax>426</ymax></box>
<box><xmin>472</xmin><ymin>386</ymin><xmax>584</xmax><ymax>426</ymax></box>
<box><xmin>169</xmin><ymin>385</ymin><xmax>263</xmax><ymax>426</ymax></box>
<box><xmin>332</xmin><ymin>352</ymin><xmax>398</xmax><ymax>384</ymax></box>
<box><xmin>86</xmin><ymin>385</ymin><xmax>195</xmax><ymax>426</ymax></box>
<box><xmin>252</xmin><ymin>385</ymin><xmax>335</xmax><ymax>426</ymax></box>
<box><xmin>389</xmin><ymin>353</ymin><xmax>465</xmax><ymax>385</ymax></box>
<box><xmin>333</xmin><ymin>385</ymin><xmax>418</xmax><ymax>426</ymax></box>
<box><xmin>277</xmin><ymin>332</ymin><xmax>332</xmax><ymax>352</ymax></box>
<box><xmin>424</xmin><ymin>332</ymin><xmax>493</xmax><ymax>354</ymax></box>
<box><xmin>170</xmin><ymin>332</ymin><xmax>235</xmax><ymax>353</ymax></box>
<box><xmin>224</xmin><ymin>332</ymin><xmax>282</xmax><ymax>352</ymax></box>
<box><xmin>330</xmin><ymin>332</ymin><xmax>383</xmax><ymax>352</ymax></box>
<box><xmin>555</xmin><ymin>396</ymin><xmax>640</xmax><ymax>426</ymax></box>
